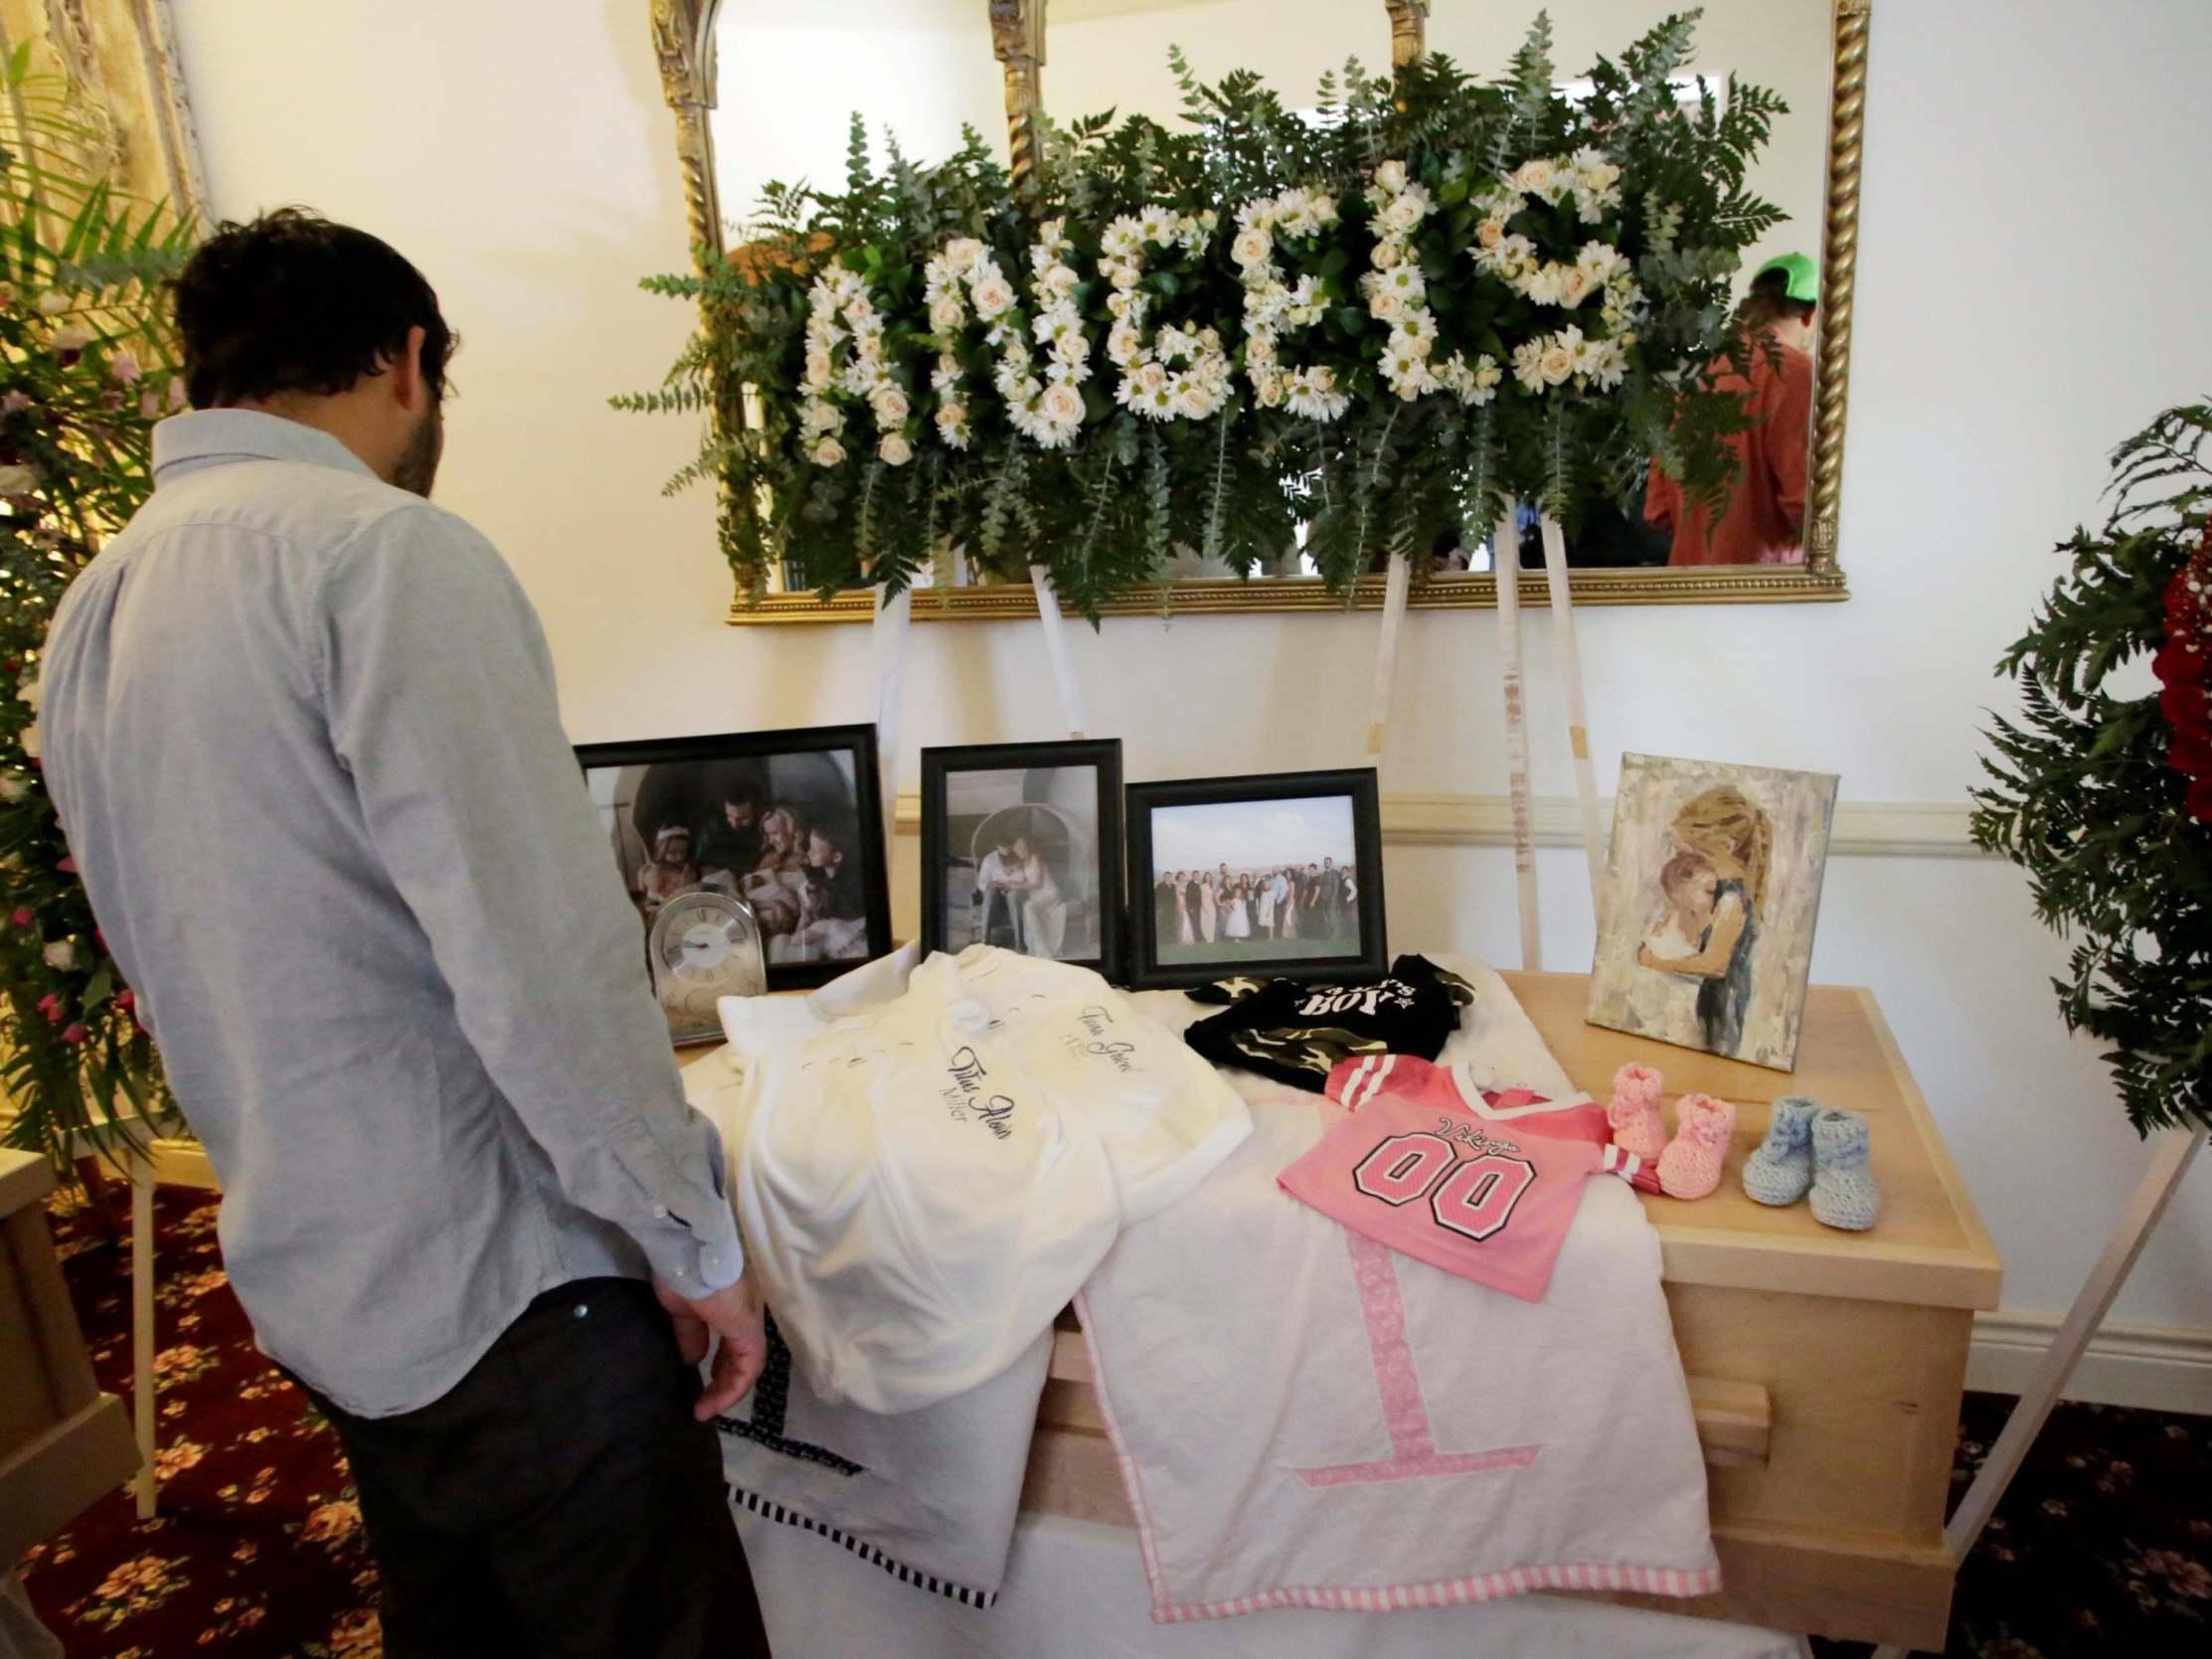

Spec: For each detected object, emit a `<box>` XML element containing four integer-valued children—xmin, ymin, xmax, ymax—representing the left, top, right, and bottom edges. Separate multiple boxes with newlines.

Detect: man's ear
<box><xmin>389</xmin><ymin>325</ymin><xmax>430</xmax><ymax>413</ymax></box>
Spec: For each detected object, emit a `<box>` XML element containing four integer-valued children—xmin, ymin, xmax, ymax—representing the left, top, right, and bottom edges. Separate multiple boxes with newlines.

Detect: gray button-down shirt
<box><xmin>40</xmin><ymin>411</ymin><xmax>745</xmax><ymax>1416</ymax></box>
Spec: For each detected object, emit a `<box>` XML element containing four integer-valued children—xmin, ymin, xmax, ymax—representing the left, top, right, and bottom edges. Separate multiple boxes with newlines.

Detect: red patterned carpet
<box><xmin>14</xmin><ymin>1182</ymin><xmax>2212</xmax><ymax>1657</ymax></box>
<box><xmin>16</xmin><ymin>1187</ymin><xmax>383</xmax><ymax>1658</ymax></box>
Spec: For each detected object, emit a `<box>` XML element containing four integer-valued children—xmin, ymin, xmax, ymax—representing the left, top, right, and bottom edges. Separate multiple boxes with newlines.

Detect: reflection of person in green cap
<box><xmin>1645</xmin><ymin>253</ymin><xmax>1817</xmax><ymax>567</ymax></box>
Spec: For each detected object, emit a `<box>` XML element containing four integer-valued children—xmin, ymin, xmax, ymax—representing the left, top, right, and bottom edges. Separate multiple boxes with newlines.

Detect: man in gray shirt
<box><xmin>40</xmin><ymin>211</ymin><xmax>770</xmax><ymax>1655</ymax></box>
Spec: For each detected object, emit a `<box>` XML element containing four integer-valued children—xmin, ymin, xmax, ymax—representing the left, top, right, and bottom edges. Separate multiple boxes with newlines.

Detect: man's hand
<box><xmin>653</xmin><ymin>1268</ymin><xmax>769</xmax><ymax>1422</ymax></box>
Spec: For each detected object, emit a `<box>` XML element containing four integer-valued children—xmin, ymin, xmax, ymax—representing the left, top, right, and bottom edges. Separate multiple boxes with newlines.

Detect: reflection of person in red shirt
<box><xmin>1646</xmin><ymin>253</ymin><xmax>1817</xmax><ymax>567</ymax></box>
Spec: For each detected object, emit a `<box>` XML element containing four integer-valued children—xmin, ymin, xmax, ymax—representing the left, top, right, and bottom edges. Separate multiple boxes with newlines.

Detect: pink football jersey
<box><xmin>1276</xmin><ymin>1054</ymin><xmax>1658</xmax><ymax>1302</ymax></box>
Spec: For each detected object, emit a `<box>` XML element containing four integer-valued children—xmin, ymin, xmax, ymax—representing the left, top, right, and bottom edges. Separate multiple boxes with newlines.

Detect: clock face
<box><xmin>648</xmin><ymin>891</ymin><xmax>765</xmax><ymax>1009</ymax></box>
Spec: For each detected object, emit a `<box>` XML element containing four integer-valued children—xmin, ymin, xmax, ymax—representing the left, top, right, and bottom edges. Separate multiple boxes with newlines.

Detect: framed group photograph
<box><xmin>1587</xmin><ymin>752</ymin><xmax>1840</xmax><ymax>1072</ymax></box>
<box><xmin>576</xmin><ymin>724</ymin><xmax>892</xmax><ymax>1035</ymax></box>
<box><xmin>919</xmin><ymin>740</ymin><xmax>1124</xmax><ymax>977</ymax></box>
<box><xmin>1123</xmin><ymin>768</ymin><xmax>1387</xmax><ymax>991</ymax></box>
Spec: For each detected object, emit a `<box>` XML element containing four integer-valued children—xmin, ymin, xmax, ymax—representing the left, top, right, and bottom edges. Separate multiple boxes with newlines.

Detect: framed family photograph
<box><xmin>919</xmin><ymin>740</ymin><xmax>1124</xmax><ymax>976</ymax></box>
<box><xmin>1587</xmin><ymin>752</ymin><xmax>1840</xmax><ymax>1072</ymax></box>
<box><xmin>1124</xmin><ymin>769</ymin><xmax>1387</xmax><ymax>991</ymax></box>
<box><xmin>575</xmin><ymin>725</ymin><xmax>892</xmax><ymax>1031</ymax></box>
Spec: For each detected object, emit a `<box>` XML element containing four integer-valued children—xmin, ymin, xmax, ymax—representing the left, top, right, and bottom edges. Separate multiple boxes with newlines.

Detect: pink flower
<box><xmin>140</xmin><ymin>390</ymin><xmax>160</xmax><ymax>421</ymax></box>
<box><xmin>36</xmin><ymin>992</ymin><xmax>60</xmax><ymax>1015</ymax></box>
<box><xmin>167</xmin><ymin>377</ymin><xmax>187</xmax><ymax>411</ymax></box>
<box><xmin>11</xmin><ymin>908</ymin><xmax>33</xmax><ymax>927</ymax></box>
<box><xmin>61</xmin><ymin>1023</ymin><xmax>87</xmax><ymax>1044</ymax></box>
<box><xmin>1</xmin><ymin>391</ymin><xmax>30</xmax><ymax>415</ymax></box>
<box><xmin>57</xmin><ymin>855</ymin><xmax>77</xmax><ymax>874</ymax></box>
<box><xmin>109</xmin><ymin>351</ymin><xmax>142</xmax><ymax>385</ymax></box>
<box><xmin>117</xmin><ymin>989</ymin><xmax>135</xmax><ymax>1011</ymax></box>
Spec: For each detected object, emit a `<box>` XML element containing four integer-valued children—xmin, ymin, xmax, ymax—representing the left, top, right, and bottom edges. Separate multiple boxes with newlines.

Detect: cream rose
<box><xmin>1383</xmin><ymin>194</ymin><xmax>1426</xmax><ymax>233</ymax></box>
<box><xmin>969</xmin><ymin>275</ymin><xmax>1016</xmax><ymax>318</ymax></box>
<box><xmin>869</xmin><ymin>386</ymin><xmax>911</xmax><ymax>423</ymax></box>
<box><xmin>1475</xmin><ymin>220</ymin><xmax>1507</xmax><ymax>251</ymax></box>
<box><xmin>1512</xmin><ymin>158</ymin><xmax>1558</xmax><ymax>196</ymax></box>
<box><xmin>43</xmin><ymin>940</ymin><xmax>75</xmax><ymax>971</ymax></box>
<box><xmin>878</xmin><ymin>432</ymin><xmax>914</xmax><ymax>466</ymax></box>
<box><xmin>35</xmin><ymin>290</ymin><xmax>69</xmax><ymax>317</ymax></box>
<box><xmin>1374</xmin><ymin>159</ymin><xmax>1409</xmax><ymax>194</ymax></box>
<box><xmin>929</xmin><ymin>296</ymin><xmax>965</xmax><ymax>332</ymax></box>
<box><xmin>1232</xmin><ymin>228</ymin><xmax>1273</xmax><ymax>267</ymax></box>
<box><xmin>1368</xmin><ymin>290</ymin><xmax>1405</xmax><ymax>321</ymax></box>
<box><xmin>1371</xmin><ymin>237</ymin><xmax>1404</xmax><ymax>270</ymax></box>
<box><xmin>1038</xmin><ymin>383</ymin><xmax>1085</xmax><ymax>426</ymax></box>
<box><xmin>1538</xmin><ymin>343</ymin><xmax>1576</xmax><ymax>386</ymax></box>
<box><xmin>809</xmin><ymin>436</ymin><xmax>847</xmax><ymax>467</ymax></box>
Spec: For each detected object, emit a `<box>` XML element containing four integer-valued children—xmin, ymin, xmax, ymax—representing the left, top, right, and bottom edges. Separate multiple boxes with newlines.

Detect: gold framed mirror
<box><xmin>652</xmin><ymin>0</ymin><xmax>1866</xmax><ymax>622</ymax></box>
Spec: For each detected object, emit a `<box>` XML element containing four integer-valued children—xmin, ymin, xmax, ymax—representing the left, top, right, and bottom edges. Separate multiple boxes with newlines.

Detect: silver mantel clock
<box><xmin>647</xmin><ymin>888</ymin><xmax>766</xmax><ymax>1043</ymax></box>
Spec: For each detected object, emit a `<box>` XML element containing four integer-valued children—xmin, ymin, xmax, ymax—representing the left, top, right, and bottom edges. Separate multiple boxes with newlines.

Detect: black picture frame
<box><xmin>919</xmin><ymin>739</ymin><xmax>1125</xmax><ymax>978</ymax></box>
<box><xmin>575</xmin><ymin>724</ymin><xmax>892</xmax><ymax>1001</ymax></box>
<box><xmin>1123</xmin><ymin>768</ymin><xmax>1387</xmax><ymax>991</ymax></box>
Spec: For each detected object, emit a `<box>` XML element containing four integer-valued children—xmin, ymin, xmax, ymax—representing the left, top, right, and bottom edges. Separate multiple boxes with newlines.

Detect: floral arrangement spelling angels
<box><xmin>623</xmin><ymin>11</ymin><xmax>1790</xmax><ymax>616</ymax></box>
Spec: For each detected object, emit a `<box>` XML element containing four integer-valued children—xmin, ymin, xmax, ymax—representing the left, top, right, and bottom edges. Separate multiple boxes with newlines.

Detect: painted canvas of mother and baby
<box><xmin>1587</xmin><ymin>754</ymin><xmax>1839</xmax><ymax>1072</ymax></box>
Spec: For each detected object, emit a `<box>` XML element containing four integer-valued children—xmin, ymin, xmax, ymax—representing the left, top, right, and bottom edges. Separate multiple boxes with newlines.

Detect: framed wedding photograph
<box><xmin>919</xmin><ymin>740</ymin><xmax>1124</xmax><ymax>977</ymax></box>
<box><xmin>1587</xmin><ymin>752</ymin><xmax>1840</xmax><ymax>1072</ymax></box>
<box><xmin>1123</xmin><ymin>769</ymin><xmax>1387</xmax><ymax>991</ymax></box>
<box><xmin>575</xmin><ymin>725</ymin><xmax>892</xmax><ymax>1027</ymax></box>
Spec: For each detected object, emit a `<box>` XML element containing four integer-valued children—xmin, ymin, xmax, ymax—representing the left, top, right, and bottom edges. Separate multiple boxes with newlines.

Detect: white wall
<box><xmin>168</xmin><ymin>0</ymin><xmax>2212</xmax><ymax>1366</ymax></box>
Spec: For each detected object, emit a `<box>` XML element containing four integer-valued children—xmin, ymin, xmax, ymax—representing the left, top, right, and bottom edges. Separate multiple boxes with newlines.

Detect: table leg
<box><xmin>129</xmin><ymin>1148</ymin><xmax>156</xmax><ymax>1521</ymax></box>
<box><xmin>1868</xmin><ymin>1124</ymin><xmax>2205</xmax><ymax>1659</ymax></box>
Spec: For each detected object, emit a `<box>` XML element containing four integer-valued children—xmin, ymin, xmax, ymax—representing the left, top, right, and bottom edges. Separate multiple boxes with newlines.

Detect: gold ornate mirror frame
<box><xmin>653</xmin><ymin>0</ymin><xmax>1866</xmax><ymax>623</ymax></box>
<box><xmin>0</xmin><ymin>0</ymin><xmax>207</xmax><ymax>221</ymax></box>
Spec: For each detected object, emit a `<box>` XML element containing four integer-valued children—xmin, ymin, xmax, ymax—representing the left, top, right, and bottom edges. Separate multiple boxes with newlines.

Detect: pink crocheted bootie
<box><xmin>1607</xmin><ymin>1063</ymin><xmax>1667</xmax><ymax>1159</ymax></box>
<box><xmin>1656</xmin><ymin>1092</ymin><xmax>1736</xmax><ymax>1201</ymax></box>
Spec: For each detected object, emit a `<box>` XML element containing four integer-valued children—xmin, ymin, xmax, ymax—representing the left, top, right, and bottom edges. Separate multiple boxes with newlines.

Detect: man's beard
<box><xmin>391</xmin><ymin>403</ymin><xmax>443</xmax><ymax>498</ymax></box>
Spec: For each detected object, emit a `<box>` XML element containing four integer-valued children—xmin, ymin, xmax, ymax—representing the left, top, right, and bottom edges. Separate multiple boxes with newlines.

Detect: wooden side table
<box><xmin>1022</xmin><ymin>974</ymin><xmax>2003</xmax><ymax>1650</ymax></box>
<box><xmin>0</xmin><ymin>1149</ymin><xmax>140</xmax><ymax>1565</ymax></box>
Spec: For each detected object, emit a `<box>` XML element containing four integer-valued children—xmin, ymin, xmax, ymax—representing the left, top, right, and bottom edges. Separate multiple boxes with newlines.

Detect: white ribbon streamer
<box><xmin>1493</xmin><ymin>503</ymin><xmax>1541</xmax><ymax>970</ymax></box>
<box><xmin>872</xmin><ymin>581</ymin><xmax>913</xmax><ymax>844</ymax></box>
<box><xmin>1537</xmin><ymin>513</ymin><xmax>1607</xmax><ymax>912</ymax></box>
<box><xmin>1365</xmin><ymin>550</ymin><xmax>1414</xmax><ymax>756</ymax></box>
<box><xmin>1029</xmin><ymin>563</ymin><xmax>1089</xmax><ymax>739</ymax></box>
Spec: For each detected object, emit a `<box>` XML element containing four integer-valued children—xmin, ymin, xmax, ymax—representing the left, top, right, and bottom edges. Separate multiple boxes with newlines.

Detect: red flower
<box><xmin>2156</xmin><ymin>537</ymin><xmax>2212</xmax><ymax>822</ymax></box>
<box><xmin>56</xmin><ymin>855</ymin><xmax>77</xmax><ymax>875</ymax></box>
<box><xmin>116</xmin><ymin>989</ymin><xmax>134</xmax><ymax>1012</ymax></box>
<box><xmin>36</xmin><ymin>992</ymin><xmax>60</xmax><ymax>1016</ymax></box>
<box><xmin>60</xmin><ymin>1023</ymin><xmax>86</xmax><ymax>1045</ymax></box>
<box><xmin>2153</xmin><ymin>639</ymin><xmax>2206</xmax><ymax>690</ymax></box>
<box><xmin>10</xmin><ymin>908</ymin><xmax>32</xmax><ymax>927</ymax></box>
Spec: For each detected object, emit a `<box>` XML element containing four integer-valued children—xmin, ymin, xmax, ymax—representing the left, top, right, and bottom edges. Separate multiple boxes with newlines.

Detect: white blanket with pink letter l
<box><xmin>1078</xmin><ymin>956</ymin><xmax>1717</xmax><ymax>1622</ymax></box>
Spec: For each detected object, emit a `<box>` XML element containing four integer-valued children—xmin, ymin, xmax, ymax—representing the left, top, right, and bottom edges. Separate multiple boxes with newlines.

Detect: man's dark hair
<box><xmin>172</xmin><ymin>208</ymin><xmax>457</xmax><ymax>410</ymax></box>
<box><xmin>722</xmin><ymin>779</ymin><xmax>766</xmax><ymax>809</ymax></box>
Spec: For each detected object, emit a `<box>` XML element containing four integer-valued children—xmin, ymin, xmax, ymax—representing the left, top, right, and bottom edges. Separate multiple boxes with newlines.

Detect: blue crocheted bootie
<box><xmin>1808</xmin><ymin>1107</ymin><xmax>1880</xmax><ymax>1232</ymax></box>
<box><xmin>1741</xmin><ymin>1095</ymin><xmax>1818</xmax><ymax>1207</ymax></box>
